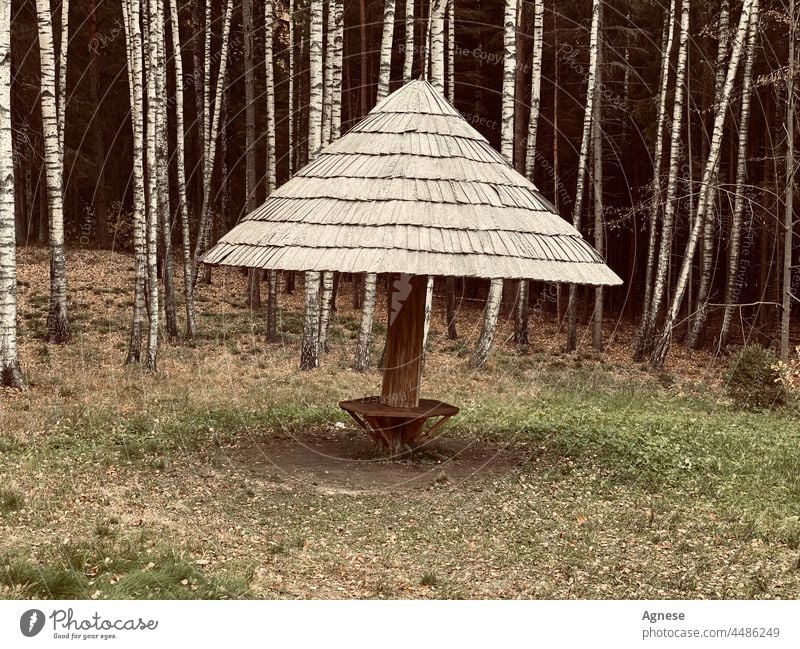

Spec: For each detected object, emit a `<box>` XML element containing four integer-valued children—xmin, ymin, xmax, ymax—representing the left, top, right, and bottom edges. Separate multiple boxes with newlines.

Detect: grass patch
<box><xmin>0</xmin><ymin>537</ymin><xmax>251</xmax><ymax>600</ymax></box>
<box><xmin>0</xmin><ymin>488</ymin><xmax>24</xmax><ymax>514</ymax></box>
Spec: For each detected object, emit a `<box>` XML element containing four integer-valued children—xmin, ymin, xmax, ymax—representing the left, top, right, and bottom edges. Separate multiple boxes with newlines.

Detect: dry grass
<box><xmin>2</xmin><ymin>247</ymin><xmax>800</xmax><ymax>600</ymax></box>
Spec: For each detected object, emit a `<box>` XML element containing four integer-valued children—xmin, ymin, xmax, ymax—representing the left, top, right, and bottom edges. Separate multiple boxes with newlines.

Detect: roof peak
<box><xmin>371</xmin><ymin>79</ymin><xmax>461</xmax><ymax>118</ymax></box>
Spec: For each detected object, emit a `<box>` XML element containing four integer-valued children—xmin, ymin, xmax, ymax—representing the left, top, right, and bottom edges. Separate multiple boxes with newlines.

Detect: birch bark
<box><xmin>780</xmin><ymin>0</ymin><xmax>795</xmax><ymax>361</ymax></box>
<box><xmin>168</xmin><ymin>0</ymin><xmax>196</xmax><ymax>341</ymax></box>
<box><xmin>635</xmin><ymin>0</ymin><xmax>676</xmax><ymax>357</ymax></box>
<box><xmin>516</xmin><ymin>0</ymin><xmax>544</xmax><ymax>346</ymax></box>
<box><xmin>35</xmin><ymin>0</ymin><xmax>69</xmax><ymax>343</ymax></box>
<box><xmin>566</xmin><ymin>0</ymin><xmax>601</xmax><ymax>352</ymax></box>
<box><xmin>641</xmin><ymin>0</ymin><xmax>691</xmax><ymax>355</ymax></box>
<box><xmin>354</xmin><ymin>273</ymin><xmax>377</xmax><ymax>372</ymax></box>
<box><xmin>404</xmin><ymin>0</ymin><xmax>414</xmax><ymax>82</ymax></box>
<box><xmin>121</xmin><ymin>0</ymin><xmax>147</xmax><ymax>364</ymax></box>
<box><xmin>429</xmin><ymin>0</ymin><xmax>445</xmax><ymax>93</ymax></box>
<box><xmin>143</xmin><ymin>0</ymin><xmax>161</xmax><ymax>371</ymax></box>
<box><xmin>651</xmin><ymin>0</ymin><xmax>759</xmax><ymax>367</ymax></box>
<box><xmin>474</xmin><ymin>0</ymin><xmax>517</xmax><ymax>366</ymax></box>
<box><xmin>687</xmin><ymin>0</ymin><xmax>730</xmax><ymax>348</ymax></box>
<box><xmin>0</xmin><ymin>0</ymin><xmax>24</xmax><ymax>388</ymax></box>
<box><xmin>377</xmin><ymin>0</ymin><xmax>397</xmax><ymax>102</ymax></box>
<box><xmin>330</xmin><ymin>0</ymin><xmax>344</xmax><ymax>139</ymax></box>
<box><xmin>446</xmin><ymin>0</ymin><xmax>454</xmax><ymax>102</ymax></box>
<box><xmin>719</xmin><ymin>2</ymin><xmax>758</xmax><ymax>349</ymax></box>
<box><xmin>302</xmin><ymin>0</ymin><xmax>324</xmax><ymax>370</ymax></box>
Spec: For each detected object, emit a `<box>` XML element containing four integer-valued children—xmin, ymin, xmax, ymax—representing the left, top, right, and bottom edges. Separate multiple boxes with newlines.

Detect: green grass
<box><xmin>0</xmin><ymin>488</ymin><xmax>25</xmax><ymax>514</ymax></box>
<box><xmin>0</xmin><ymin>536</ymin><xmax>251</xmax><ymax>600</ymax></box>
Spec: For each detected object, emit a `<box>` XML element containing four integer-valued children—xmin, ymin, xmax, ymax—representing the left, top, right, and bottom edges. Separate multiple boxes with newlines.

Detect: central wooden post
<box><xmin>381</xmin><ymin>274</ymin><xmax>427</xmax><ymax>408</ymax></box>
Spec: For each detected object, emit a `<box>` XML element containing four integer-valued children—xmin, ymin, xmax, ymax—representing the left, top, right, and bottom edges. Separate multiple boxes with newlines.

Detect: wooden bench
<box><xmin>339</xmin><ymin>397</ymin><xmax>459</xmax><ymax>455</ymax></box>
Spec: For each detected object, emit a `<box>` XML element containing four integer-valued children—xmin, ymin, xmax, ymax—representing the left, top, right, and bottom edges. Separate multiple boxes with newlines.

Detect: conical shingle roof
<box><xmin>203</xmin><ymin>80</ymin><xmax>621</xmax><ymax>286</ymax></box>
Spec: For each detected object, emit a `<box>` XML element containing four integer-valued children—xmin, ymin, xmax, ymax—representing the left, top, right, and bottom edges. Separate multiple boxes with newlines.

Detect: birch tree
<box><xmin>143</xmin><ymin>0</ymin><xmax>161</xmax><ymax>371</ymax></box>
<box><xmin>377</xmin><ymin>0</ymin><xmax>397</xmax><ymax>102</ymax></box>
<box><xmin>288</xmin><ymin>0</ymin><xmax>295</xmax><ymax>175</ymax></box>
<box><xmin>472</xmin><ymin>0</ymin><xmax>517</xmax><ymax>368</ymax></box>
<box><xmin>516</xmin><ymin>0</ymin><xmax>544</xmax><ymax>347</ymax></box>
<box><xmin>190</xmin><ymin>0</ymin><xmax>233</xmax><ymax>292</ymax></box>
<box><xmin>331</xmin><ymin>0</ymin><xmax>344</xmax><ymax>139</ymax></box>
<box><xmin>57</xmin><ymin>0</ymin><xmax>68</xmax><ymax>171</ymax></box>
<box><xmin>0</xmin><ymin>0</ymin><xmax>24</xmax><ymax>388</ymax></box>
<box><xmin>447</xmin><ymin>0</ymin><xmax>454</xmax><ymax>102</ymax></box>
<box><xmin>301</xmin><ymin>0</ymin><xmax>324</xmax><ymax>370</ymax></box>
<box><xmin>121</xmin><ymin>0</ymin><xmax>147</xmax><ymax>364</ymax></box>
<box><xmin>429</xmin><ymin>0</ymin><xmax>445</xmax><ymax>94</ymax></box>
<box><xmin>155</xmin><ymin>1</ymin><xmax>177</xmax><ymax>339</ymax></box>
<box><xmin>243</xmin><ymin>0</ymin><xmax>261</xmax><ymax>308</ymax></box>
<box><xmin>651</xmin><ymin>0</ymin><xmax>759</xmax><ymax>367</ymax></box>
<box><xmin>592</xmin><ymin>11</ymin><xmax>604</xmax><ymax>352</ymax></box>
<box><xmin>353</xmin><ymin>272</ymin><xmax>377</xmax><ymax>372</ymax></box>
<box><xmin>781</xmin><ymin>0</ymin><xmax>795</xmax><ymax>361</ymax></box>
<box><xmin>634</xmin><ymin>0</ymin><xmax>676</xmax><ymax>358</ymax></box>
<box><xmin>308</xmin><ymin>0</ymin><xmax>324</xmax><ymax>158</ymax></box>
<box><xmin>719</xmin><ymin>2</ymin><xmax>758</xmax><ymax>349</ymax></box>
<box><xmin>322</xmin><ymin>0</ymin><xmax>335</xmax><ymax>144</ymax></box>
<box><xmin>686</xmin><ymin>0</ymin><xmax>730</xmax><ymax>348</ymax></box>
<box><xmin>404</xmin><ymin>0</ymin><xmax>414</xmax><ymax>83</ymax></box>
<box><xmin>264</xmin><ymin>0</ymin><xmax>279</xmax><ymax>340</ymax></box>
<box><xmin>566</xmin><ymin>0</ymin><xmax>601</xmax><ymax>352</ymax></box>
<box><xmin>167</xmin><ymin>0</ymin><xmax>195</xmax><ymax>341</ymax></box>
<box><xmin>640</xmin><ymin>0</ymin><xmax>691</xmax><ymax>356</ymax></box>
<box><xmin>35</xmin><ymin>0</ymin><xmax>69</xmax><ymax>343</ymax></box>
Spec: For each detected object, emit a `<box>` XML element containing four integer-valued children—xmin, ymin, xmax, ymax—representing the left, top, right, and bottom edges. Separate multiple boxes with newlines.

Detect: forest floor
<box><xmin>2</xmin><ymin>247</ymin><xmax>800</xmax><ymax>599</ymax></box>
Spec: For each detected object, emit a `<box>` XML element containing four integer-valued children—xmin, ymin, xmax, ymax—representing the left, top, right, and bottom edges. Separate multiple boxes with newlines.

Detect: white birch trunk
<box><xmin>265</xmin><ymin>0</ymin><xmax>277</xmax><ymax>192</ymax></box>
<box><xmin>422</xmin><ymin>275</ymin><xmax>434</xmax><ymax>352</ymax></box>
<box><xmin>643</xmin><ymin>0</ymin><xmax>691</xmax><ymax>353</ymax></box>
<box><xmin>318</xmin><ymin>271</ymin><xmax>334</xmax><ymax>353</ymax></box>
<box><xmin>652</xmin><ymin>0</ymin><xmax>759</xmax><ymax>367</ymax></box>
<box><xmin>0</xmin><ymin>2</ymin><xmax>24</xmax><ymax>388</ymax></box>
<box><xmin>524</xmin><ymin>0</ymin><xmax>544</xmax><ymax>178</ymax></box>
<box><xmin>429</xmin><ymin>0</ymin><xmax>445</xmax><ymax>93</ymax></box>
<box><xmin>155</xmin><ymin>0</ymin><xmax>177</xmax><ymax>339</ymax></box>
<box><xmin>377</xmin><ymin>0</ymin><xmax>397</xmax><ymax>102</ymax></box>
<box><xmin>301</xmin><ymin>273</ymin><xmax>321</xmax><ymax>370</ymax></box>
<box><xmin>191</xmin><ymin>0</ymin><xmax>233</xmax><ymax>288</ymax></box>
<box><xmin>35</xmin><ymin>0</ymin><xmax>69</xmax><ymax>343</ymax></box>
<box><xmin>203</xmin><ymin>0</ymin><xmax>212</xmax><ymax>161</ymax></box>
<box><xmin>57</xmin><ymin>0</ymin><xmax>68</xmax><ymax>171</ymax></box>
<box><xmin>322</xmin><ymin>0</ymin><xmax>333</xmax><ymax>145</ymax></box>
<box><xmin>121</xmin><ymin>0</ymin><xmax>147</xmax><ymax>363</ymax></box>
<box><xmin>516</xmin><ymin>0</ymin><xmax>544</xmax><ymax>346</ymax></box>
<box><xmin>592</xmin><ymin>16</ymin><xmax>604</xmax><ymax>352</ymax></box>
<box><xmin>446</xmin><ymin>0</ymin><xmax>454</xmax><ymax>102</ymax></box>
<box><xmin>635</xmin><ymin>0</ymin><xmax>676</xmax><ymax>356</ymax></box>
<box><xmin>302</xmin><ymin>0</ymin><xmax>325</xmax><ymax>370</ymax></box>
<box><xmin>308</xmin><ymin>0</ymin><xmax>324</xmax><ymax>159</ymax></box>
<box><xmin>719</xmin><ymin>2</ymin><xmax>758</xmax><ymax>349</ymax></box>
<box><xmin>143</xmin><ymin>0</ymin><xmax>160</xmax><ymax>372</ymax></box>
<box><xmin>567</xmin><ymin>0</ymin><xmax>601</xmax><ymax>352</ymax></box>
<box><xmin>404</xmin><ymin>0</ymin><xmax>414</xmax><ymax>83</ymax></box>
<box><xmin>244</xmin><ymin>0</ymin><xmax>260</xmax><ymax>309</ymax></box>
<box><xmin>686</xmin><ymin>0</ymin><xmax>730</xmax><ymax>348</ymax></box>
<box><xmin>474</xmin><ymin>0</ymin><xmax>517</xmax><ymax>366</ymax></box>
<box><xmin>353</xmin><ymin>273</ymin><xmax>377</xmax><ymax>372</ymax></box>
<box><xmin>288</xmin><ymin>0</ymin><xmax>295</xmax><ymax>174</ymax></box>
<box><xmin>168</xmin><ymin>0</ymin><xmax>197</xmax><ymax>341</ymax></box>
<box><xmin>499</xmin><ymin>0</ymin><xmax>517</xmax><ymax>162</ymax></box>
<box><xmin>471</xmin><ymin>279</ymin><xmax>503</xmax><ymax>369</ymax></box>
<box><xmin>781</xmin><ymin>0</ymin><xmax>795</xmax><ymax>361</ymax></box>
<box><xmin>330</xmin><ymin>0</ymin><xmax>344</xmax><ymax>139</ymax></box>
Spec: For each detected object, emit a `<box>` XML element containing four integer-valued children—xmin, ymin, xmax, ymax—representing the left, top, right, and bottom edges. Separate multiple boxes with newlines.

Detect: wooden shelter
<box><xmin>204</xmin><ymin>80</ymin><xmax>622</xmax><ymax>454</ymax></box>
